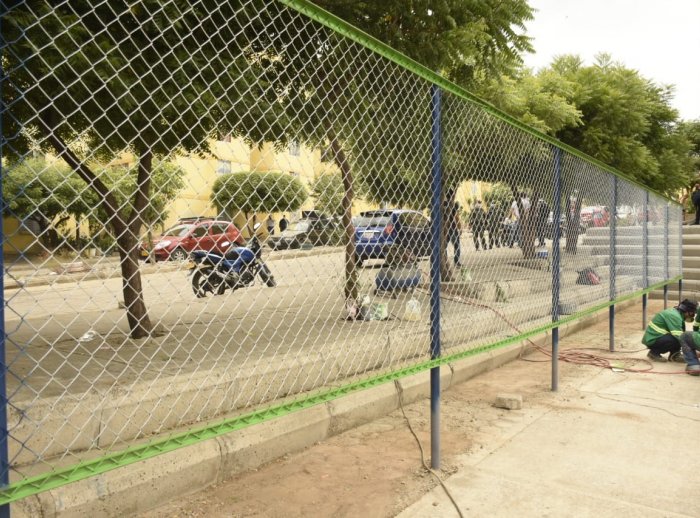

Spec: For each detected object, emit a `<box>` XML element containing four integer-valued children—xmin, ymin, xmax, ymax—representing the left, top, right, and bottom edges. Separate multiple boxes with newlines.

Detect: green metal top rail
<box><xmin>278</xmin><ymin>0</ymin><xmax>680</xmax><ymax>206</ymax></box>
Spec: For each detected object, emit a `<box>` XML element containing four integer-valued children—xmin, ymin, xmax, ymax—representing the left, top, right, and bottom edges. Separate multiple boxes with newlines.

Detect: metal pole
<box><xmin>609</xmin><ymin>177</ymin><xmax>617</xmax><ymax>351</ymax></box>
<box><xmin>642</xmin><ymin>192</ymin><xmax>648</xmax><ymax>329</ymax></box>
<box><xmin>429</xmin><ymin>84</ymin><xmax>442</xmax><ymax>470</ymax></box>
<box><xmin>664</xmin><ymin>204</ymin><xmax>669</xmax><ymax>309</ymax></box>
<box><xmin>0</xmin><ymin>11</ymin><xmax>10</xmax><ymax>513</ymax></box>
<box><xmin>551</xmin><ymin>147</ymin><xmax>562</xmax><ymax>391</ymax></box>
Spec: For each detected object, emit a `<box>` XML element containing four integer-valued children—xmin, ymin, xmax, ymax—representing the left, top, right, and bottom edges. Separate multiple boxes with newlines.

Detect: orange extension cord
<box><xmin>434</xmin><ymin>289</ymin><xmax>691</xmax><ymax>375</ymax></box>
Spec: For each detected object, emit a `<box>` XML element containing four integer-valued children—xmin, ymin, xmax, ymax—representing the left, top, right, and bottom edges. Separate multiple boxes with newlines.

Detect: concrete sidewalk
<box><xmin>399</xmin><ymin>335</ymin><xmax>700</xmax><ymax>517</ymax></box>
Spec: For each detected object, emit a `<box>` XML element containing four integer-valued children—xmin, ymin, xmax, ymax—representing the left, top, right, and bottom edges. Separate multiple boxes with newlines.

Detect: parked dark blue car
<box><xmin>353</xmin><ymin>209</ymin><xmax>431</xmax><ymax>266</ymax></box>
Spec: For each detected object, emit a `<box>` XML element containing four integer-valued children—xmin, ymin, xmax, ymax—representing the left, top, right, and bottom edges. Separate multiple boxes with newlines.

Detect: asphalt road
<box><xmin>3</xmin><ymin>248</ymin><xmax>419</xmax><ymax>339</ymax></box>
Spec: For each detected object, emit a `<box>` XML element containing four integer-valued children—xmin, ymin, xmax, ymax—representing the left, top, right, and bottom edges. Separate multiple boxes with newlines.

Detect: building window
<box><xmin>288</xmin><ymin>140</ymin><xmax>300</xmax><ymax>157</ymax></box>
<box><xmin>216</xmin><ymin>160</ymin><xmax>232</xmax><ymax>174</ymax></box>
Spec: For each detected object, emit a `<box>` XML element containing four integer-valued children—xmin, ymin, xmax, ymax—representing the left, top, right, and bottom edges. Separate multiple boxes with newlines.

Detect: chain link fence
<box><xmin>0</xmin><ymin>0</ymin><xmax>682</xmax><ymax>504</ymax></box>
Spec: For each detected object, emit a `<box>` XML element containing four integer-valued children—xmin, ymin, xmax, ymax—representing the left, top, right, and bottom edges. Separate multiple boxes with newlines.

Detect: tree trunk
<box><xmin>440</xmin><ymin>187</ymin><xmax>455</xmax><ymax>282</ymax></box>
<box><xmin>326</xmin><ymin>125</ymin><xmax>358</xmax><ymax>304</ymax></box>
<box><xmin>116</xmin><ymin>234</ymin><xmax>152</xmax><ymax>338</ymax></box>
<box><xmin>40</xmin><ymin>107</ymin><xmax>154</xmax><ymax>339</ymax></box>
<box><xmin>509</xmin><ymin>183</ymin><xmax>536</xmax><ymax>259</ymax></box>
<box><xmin>119</xmin><ymin>150</ymin><xmax>154</xmax><ymax>339</ymax></box>
<box><xmin>565</xmin><ymin>194</ymin><xmax>582</xmax><ymax>254</ymax></box>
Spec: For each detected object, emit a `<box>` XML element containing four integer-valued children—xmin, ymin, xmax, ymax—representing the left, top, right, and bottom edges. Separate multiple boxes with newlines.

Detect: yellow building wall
<box><xmin>3</xmin><ymin>217</ymin><xmax>43</xmax><ymax>256</ymax></box>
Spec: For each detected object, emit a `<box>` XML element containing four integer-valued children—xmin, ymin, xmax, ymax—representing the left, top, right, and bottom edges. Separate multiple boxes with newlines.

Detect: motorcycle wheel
<box><xmin>258</xmin><ymin>266</ymin><xmax>277</xmax><ymax>287</ymax></box>
<box><xmin>192</xmin><ymin>270</ymin><xmax>209</xmax><ymax>298</ymax></box>
<box><xmin>192</xmin><ymin>270</ymin><xmax>226</xmax><ymax>297</ymax></box>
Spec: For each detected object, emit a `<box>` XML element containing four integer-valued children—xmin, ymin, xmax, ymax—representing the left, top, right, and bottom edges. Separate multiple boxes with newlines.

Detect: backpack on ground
<box><xmin>576</xmin><ymin>267</ymin><xmax>601</xmax><ymax>285</ymax></box>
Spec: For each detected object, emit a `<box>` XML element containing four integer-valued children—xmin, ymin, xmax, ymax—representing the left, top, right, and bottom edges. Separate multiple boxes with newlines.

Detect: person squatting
<box><xmin>642</xmin><ymin>298</ymin><xmax>700</xmax><ymax>375</ymax></box>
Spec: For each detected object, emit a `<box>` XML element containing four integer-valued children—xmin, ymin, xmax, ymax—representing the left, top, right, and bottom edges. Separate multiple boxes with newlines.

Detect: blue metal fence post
<box><xmin>551</xmin><ymin>147</ymin><xmax>562</xmax><ymax>391</ymax></box>
<box><xmin>0</xmin><ymin>12</ymin><xmax>10</xmax><ymax>514</ymax></box>
<box><xmin>642</xmin><ymin>192</ymin><xmax>648</xmax><ymax>329</ymax></box>
<box><xmin>609</xmin><ymin>177</ymin><xmax>617</xmax><ymax>351</ymax></box>
<box><xmin>429</xmin><ymin>84</ymin><xmax>442</xmax><ymax>471</ymax></box>
<box><xmin>664</xmin><ymin>204</ymin><xmax>669</xmax><ymax>308</ymax></box>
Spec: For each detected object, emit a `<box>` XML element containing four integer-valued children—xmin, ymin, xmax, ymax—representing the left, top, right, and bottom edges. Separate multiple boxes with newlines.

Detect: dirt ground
<box><xmin>140</xmin><ymin>299</ymin><xmax>668</xmax><ymax>518</ymax></box>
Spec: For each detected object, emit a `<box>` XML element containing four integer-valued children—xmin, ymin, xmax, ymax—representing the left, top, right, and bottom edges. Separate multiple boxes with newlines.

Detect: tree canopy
<box><xmin>542</xmin><ymin>54</ymin><xmax>693</xmax><ymax>194</ymax></box>
<box><xmin>211</xmin><ymin>171</ymin><xmax>308</xmax><ymax>217</ymax></box>
<box><xmin>2</xmin><ymin>158</ymin><xmax>99</xmax><ymax>248</ymax></box>
<box><xmin>315</xmin><ymin>0</ymin><xmax>534</xmax><ymax>86</ymax></box>
<box><xmin>311</xmin><ymin>174</ymin><xmax>344</xmax><ymax>217</ymax></box>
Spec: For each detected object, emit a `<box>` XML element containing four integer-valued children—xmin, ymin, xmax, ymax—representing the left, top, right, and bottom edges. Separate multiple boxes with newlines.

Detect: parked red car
<box><xmin>142</xmin><ymin>219</ymin><xmax>244</xmax><ymax>261</ymax></box>
<box><xmin>579</xmin><ymin>206</ymin><xmax>610</xmax><ymax>228</ymax></box>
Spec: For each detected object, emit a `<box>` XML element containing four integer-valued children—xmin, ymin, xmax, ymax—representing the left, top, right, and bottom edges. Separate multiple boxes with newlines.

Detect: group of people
<box><xmin>643</xmin><ymin>299</ymin><xmax>700</xmax><ymax>375</ymax></box>
<box><xmin>266</xmin><ymin>214</ymin><xmax>289</xmax><ymax>236</ymax></box>
<box><xmin>444</xmin><ymin>192</ymin><xmax>552</xmax><ymax>265</ymax></box>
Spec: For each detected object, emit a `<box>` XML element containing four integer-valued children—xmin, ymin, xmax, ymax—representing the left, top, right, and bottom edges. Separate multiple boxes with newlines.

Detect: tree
<box><xmin>311</xmin><ymin>174</ymin><xmax>344</xmax><ymax>217</ymax></box>
<box><xmin>293</xmin><ymin>1</ymin><xmax>538</xmax><ymax>285</ymax></box>
<box><xmin>2</xmin><ymin>1</ymin><xmax>286</xmax><ymax>337</ymax></box>
<box><xmin>315</xmin><ymin>0</ymin><xmax>534</xmax><ymax>86</ymax></box>
<box><xmin>545</xmin><ymin>54</ymin><xmax>693</xmax><ymax>195</ymax></box>
<box><xmin>2</xmin><ymin>158</ymin><xmax>99</xmax><ymax>249</ymax></box>
<box><xmin>210</xmin><ymin>172</ymin><xmax>307</xmax><ymax>233</ymax></box>
<box><xmin>89</xmin><ymin>161</ymin><xmax>186</xmax><ymax>233</ymax></box>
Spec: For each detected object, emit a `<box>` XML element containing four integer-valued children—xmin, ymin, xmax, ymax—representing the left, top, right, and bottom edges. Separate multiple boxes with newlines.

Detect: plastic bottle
<box><xmin>404</xmin><ymin>298</ymin><xmax>421</xmax><ymax>321</ymax></box>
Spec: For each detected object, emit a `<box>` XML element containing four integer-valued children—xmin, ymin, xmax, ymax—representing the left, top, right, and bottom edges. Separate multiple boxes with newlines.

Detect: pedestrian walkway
<box><xmin>399</xmin><ymin>329</ymin><xmax>699</xmax><ymax>517</ymax></box>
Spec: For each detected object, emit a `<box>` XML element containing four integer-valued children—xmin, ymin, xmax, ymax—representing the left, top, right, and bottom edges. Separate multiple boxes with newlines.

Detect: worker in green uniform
<box><xmin>678</xmin><ymin>331</ymin><xmax>700</xmax><ymax>375</ymax></box>
<box><xmin>642</xmin><ymin>299</ymin><xmax>697</xmax><ymax>362</ymax></box>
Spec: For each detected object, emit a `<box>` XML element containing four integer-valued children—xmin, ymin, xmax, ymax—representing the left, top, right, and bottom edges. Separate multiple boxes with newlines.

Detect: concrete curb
<box><xmin>3</xmin><ymin>246</ymin><xmax>343</xmax><ymax>291</ymax></box>
<box><xmin>12</xmin><ymin>297</ymin><xmax>636</xmax><ymax>517</ymax></box>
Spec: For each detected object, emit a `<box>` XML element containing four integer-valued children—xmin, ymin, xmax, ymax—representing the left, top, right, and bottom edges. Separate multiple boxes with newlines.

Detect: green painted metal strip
<box><xmin>276</xmin><ymin>0</ymin><xmax>680</xmax><ymax>206</ymax></box>
<box><xmin>0</xmin><ymin>276</ymin><xmax>680</xmax><ymax>505</ymax></box>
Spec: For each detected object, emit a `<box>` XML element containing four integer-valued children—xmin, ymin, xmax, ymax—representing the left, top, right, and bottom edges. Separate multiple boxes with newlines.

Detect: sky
<box><xmin>522</xmin><ymin>0</ymin><xmax>700</xmax><ymax>120</ymax></box>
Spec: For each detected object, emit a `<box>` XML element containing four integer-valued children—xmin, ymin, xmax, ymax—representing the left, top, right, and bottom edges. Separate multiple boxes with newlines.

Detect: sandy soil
<box><xmin>140</xmin><ymin>299</ymin><xmax>666</xmax><ymax>518</ymax></box>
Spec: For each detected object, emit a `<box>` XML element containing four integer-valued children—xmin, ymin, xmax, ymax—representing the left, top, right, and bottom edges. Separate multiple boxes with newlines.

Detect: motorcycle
<box><xmin>188</xmin><ymin>223</ymin><xmax>276</xmax><ymax>297</ymax></box>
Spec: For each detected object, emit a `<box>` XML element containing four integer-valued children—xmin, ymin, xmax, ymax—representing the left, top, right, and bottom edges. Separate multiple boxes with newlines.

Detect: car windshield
<box><xmin>162</xmin><ymin>224</ymin><xmax>192</xmax><ymax>237</ymax></box>
<box><xmin>354</xmin><ymin>214</ymin><xmax>391</xmax><ymax>228</ymax></box>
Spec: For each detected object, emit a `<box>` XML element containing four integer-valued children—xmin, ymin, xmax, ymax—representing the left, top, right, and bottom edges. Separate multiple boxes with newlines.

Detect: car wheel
<box><xmin>170</xmin><ymin>248</ymin><xmax>188</xmax><ymax>261</ymax></box>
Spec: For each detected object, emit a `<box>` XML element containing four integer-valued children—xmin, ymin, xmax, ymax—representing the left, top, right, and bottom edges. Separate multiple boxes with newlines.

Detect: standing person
<box><xmin>487</xmin><ymin>201</ymin><xmax>503</xmax><ymax>249</ymax></box>
<box><xmin>279</xmin><ymin>214</ymin><xmax>289</xmax><ymax>232</ymax></box>
<box><xmin>692</xmin><ymin>184</ymin><xmax>700</xmax><ymax>225</ymax></box>
<box><xmin>509</xmin><ymin>192</ymin><xmax>530</xmax><ymax>248</ymax></box>
<box><xmin>642</xmin><ymin>299</ymin><xmax>697</xmax><ymax>362</ymax></box>
<box><xmin>469</xmin><ymin>200</ymin><xmax>487</xmax><ymax>251</ymax></box>
<box><xmin>535</xmin><ymin>197</ymin><xmax>549</xmax><ymax>247</ymax></box>
<box><xmin>266</xmin><ymin>215</ymin><xmax>276</xmax><ymax>236</ymax></box>
<box><xmin>444</xmin><ymin>189</ymin><xmax>462</xmax><ymax>266</ymax></box>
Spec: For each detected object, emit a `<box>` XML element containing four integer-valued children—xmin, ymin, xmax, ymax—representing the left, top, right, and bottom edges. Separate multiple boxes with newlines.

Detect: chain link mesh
<box><xmin>0</xmin><ymin>0</ymin><xmax>683</xmax><ymax>500</ymax></box>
